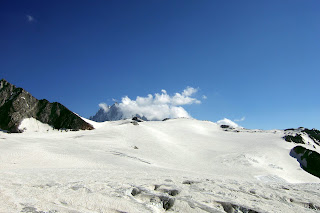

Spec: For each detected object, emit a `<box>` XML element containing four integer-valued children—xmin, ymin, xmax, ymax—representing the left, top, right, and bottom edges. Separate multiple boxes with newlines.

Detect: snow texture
<box><xmin>0</xmin><ymin>118</ymin><xmax>319</xmax><ymax>212</ymax></box>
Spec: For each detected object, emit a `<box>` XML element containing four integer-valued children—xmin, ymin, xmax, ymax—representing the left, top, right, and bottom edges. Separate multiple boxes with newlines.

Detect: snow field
<box><xmin>0</xmin><ymin>118</ymin><xmax>319</xmax><ymax>212</ymax></box>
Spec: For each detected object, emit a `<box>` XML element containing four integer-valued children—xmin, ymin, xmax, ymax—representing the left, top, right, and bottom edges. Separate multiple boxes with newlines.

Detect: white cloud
<box><xmin>99</xmin><ymin>103</ymin><xmax>109</xmax><ymax>112</ymax></box>
<box><xmin>234</xmin><ymin>116</ymin><xmax>245</xmax><ymax>122</ymax></box>
<box><xmin>202</xmin><ymin>95</ymin><xmax>207</xmax><ymax>100</ymax></box>
<box><xmin>116</xmin><ymin>87</ymin><xmax>202</xmax><ymax>120</ymax></box>
<box><xmin>182</xmin><ymin>87</ymin><xmax>198</xmax><ymax>96</ymax></box>
<box><xmin>217</xmin><ymin>118</ymin><xmax>240</xmax><ymax>128</ymax></box>
<box><xmin>26</xmin><ymin>15</ymin><xmax>35</xmax><ymax>22</ymax></box>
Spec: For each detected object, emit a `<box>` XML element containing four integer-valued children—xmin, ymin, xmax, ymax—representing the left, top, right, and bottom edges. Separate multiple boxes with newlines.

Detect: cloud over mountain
<box><xmin>97</xmin><ymin>87</ymin><xmax>202</xmax><ymax>121</ymax></box>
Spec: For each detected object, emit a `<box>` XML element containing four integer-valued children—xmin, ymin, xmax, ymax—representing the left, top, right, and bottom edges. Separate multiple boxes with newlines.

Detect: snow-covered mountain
<box><xmin>0</xmin><ymin>118</ymin><xmax>319</xmax><ymax>212</ymax></box>
<box><xmin>89</xmin><ymin>103</ymin><xmax>124</xmax><ymax>121</ymax></box>
<box><xmin>90</xmin><ymin>103</ymin><xmax>148</xmax><ymax>122</ymax></box>
<box><xmin>0</xmin><ymin>79</ymin><xmax>93</xmax><ymax>132</ymax></box>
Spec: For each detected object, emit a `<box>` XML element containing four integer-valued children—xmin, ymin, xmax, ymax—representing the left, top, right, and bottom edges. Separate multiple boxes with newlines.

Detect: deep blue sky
<box><xmin>1</xmin><ymin>0</ymin><xmax>320</xmax><ymax>129</ymax></box>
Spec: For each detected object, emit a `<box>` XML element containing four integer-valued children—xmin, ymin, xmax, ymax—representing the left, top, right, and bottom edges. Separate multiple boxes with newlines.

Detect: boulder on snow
<box><xmin>132</xmin><ymin>116</ymin><xmax>144</xmax><ymax>122</ymax></box>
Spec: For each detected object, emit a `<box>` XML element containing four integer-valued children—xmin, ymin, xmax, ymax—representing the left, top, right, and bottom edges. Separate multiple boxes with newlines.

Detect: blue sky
<box><xmin>1</xmin><ymin>0</ymin><xmax>320</xmax><ymax>129</ymax></box>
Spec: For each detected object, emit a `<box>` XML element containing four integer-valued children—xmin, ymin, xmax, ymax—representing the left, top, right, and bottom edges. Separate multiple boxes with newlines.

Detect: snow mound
<box><xmin>18</xmin><ymin>118</ymin><xmax>55</xmax><ymax>133</ymax></box>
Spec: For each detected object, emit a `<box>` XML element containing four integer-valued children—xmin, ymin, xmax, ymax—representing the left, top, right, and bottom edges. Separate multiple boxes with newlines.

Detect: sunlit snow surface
<box><xmin>0</xmin><ymin>118</ymin><xmax>319</xmax><ymax>212</ymax></box>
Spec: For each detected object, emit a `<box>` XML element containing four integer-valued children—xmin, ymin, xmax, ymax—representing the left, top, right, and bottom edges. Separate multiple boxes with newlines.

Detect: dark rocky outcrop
<box><xmin>284</xmin><ymin>127</ymin><xmax>320</xmax><ymax>146</ymax></box>
<box><xmin>283</xmin><ymin>134</ymin><xmax>304</xmax><ymax>144</ymax></box>
<box><xmin>132</xmin><ymin>116</ymin><xmax>144</xmax><ymax>122</ymax></box>
<box><xmin>159</xmin><ymin>196</ymin><xmax>175</xmax><ymax>211</ymax></box>
<box><xmin>0</xmin><ymin>79</ymin><xmax>93</xmax><ymax>133</ymax></box>
<box><xmin>131</xmin><ymin>188</ymin><xmax>141</xmax><ymax>196</ymax></box>
<box><xmin>290</xmin><ymin>146</ymin><xmax>320</xmax><ymax>178</ymax></box>
<box><xmin>301</xmin><ymin>128</ymin><xmax>320</xmax><ymax>145</ymax></box>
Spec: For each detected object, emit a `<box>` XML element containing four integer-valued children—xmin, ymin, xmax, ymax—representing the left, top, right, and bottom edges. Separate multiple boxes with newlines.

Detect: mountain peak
<box><xmin>90</xmin><ymin>103</ymin><xmax>149</xmax><ymax>122</ymax></box>
<box><xmin>90</xmin><ymin>103</ymin><xmax>124</xmax><ymax>122</ymax></box>
<box><xmin>0</xmin><ymin>79</ymin><xmax>14</xmax><ymax>90</ymax></box>
<box><xmin>0</xmin><ymin>79</ymin><xmax>93</xmax><ymax>132</ymax></box>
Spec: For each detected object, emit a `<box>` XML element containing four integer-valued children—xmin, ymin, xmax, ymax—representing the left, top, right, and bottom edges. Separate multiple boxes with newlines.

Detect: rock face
<box><xmin>284</xmin><ymin>127</ymin><xmax>320</xmax><ymax>146</ymax></box>
<box><xmin>283</xmin><ymin>134</ymin><xmax>304</xmax><ymax>144</ymax></box>
<box><xmin>0</xmin><ymin>79</ymin><xmax>94</xmax><ymax>133</ymax></box>
<box><xmin>302</xmin><ymin>128</ymin><xmax>320</xmax><ymax>145</ymax></box>
<box><xmin>90</xmin><ymin>104</ymin><xmax>148</xmax><ymax>122</ymax></box>
<box><xmin>89</xmin><ymin>103</ymin><xmax>123</xmax><ymax>122</ymax></box>
<box><xmin>290</xmin><ymin>146</ymin><xmax>320</xmax><ymax>178</ymax></box>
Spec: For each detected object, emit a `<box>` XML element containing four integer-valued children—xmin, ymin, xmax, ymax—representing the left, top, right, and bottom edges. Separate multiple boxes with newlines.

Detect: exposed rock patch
<box><xmin>284</xmin><ymin>127</ymin><xmax>320</xmax><ymax>146</ymax></box>
<box><xmin>132</xmin><ymin>116</ymin><xmax>144</xmax><ymax>122</ymax></box>
<box><xmin>182</xmin><ymin>180</ymin><xmax>196</xmax><ymax>185</ymax></box>
<box><xmin>159</xmin><ymin>196</ymin><xmax>175</xmax><ymax>210</ymax></box>
<box><xmin>217</xmin><ymin>201</ymin><xmax>260</xmax><ymax>213</ymax></box>
<box><xmin>131</xmin><ymin>188</ymin><xmax>141</xmax><ymax>196</ymax></box>
<box><xmin>290</xmin><ymin>146</ymin><xmax>320</xmax><ymax>178</ymax></box>
<box><xmin>301</xmin><ymin>128</ymin><xmax>320</xmax><ymax>145</ymax></box>
<box><xmin>283</xmin><ymin>134</ymin><xmax>304</xmax><ymax>144</ymax></box>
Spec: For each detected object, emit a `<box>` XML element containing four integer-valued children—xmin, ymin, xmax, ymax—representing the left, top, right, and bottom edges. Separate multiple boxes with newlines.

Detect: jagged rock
<box><xmin>132</xmin><ymin>116</ymin><xmax>143</xmax><ymax>122</ymax></box>
<box><xmin>90</xmin><ymin>104</ymin><xmax>149</xmax><ymax>122</ymax></box>
<box><xmin>284</xmin><ymin>127</ymin><xmax>320</xmax><ymax>146</ymax></box>
<box><xmin>290</xmin><ymin>146</ymin><xmax>320</xmax><ymax>178</ymax></box>
<box><xmin>0</xmin><ymin>79</ymin><xmax>93</xmax><ymax>133</ymax></box>
<box><xmin>89</xmin><ymin>103</ymin><xmax>124</xmax><ymax>122</ymax></box>
<box><xmin>220</xmin><ymin>125</ymin><xmax>230</xmax><ymax>129</ymax></box>
<box><xmin>301</xmin><ymin>128</ymin><xmax>320</xmax><ymax>145</ymax></box>
<box><xmin>133</xmin><ymin>114</ymin><xmax>148</xmax><ymax>121</ymax></box>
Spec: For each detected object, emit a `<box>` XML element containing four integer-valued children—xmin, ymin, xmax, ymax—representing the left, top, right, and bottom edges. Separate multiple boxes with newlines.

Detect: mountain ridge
<box><xmin>90</xmin><ymin>103</ymin><xmax>148</xmax><ymax>122</ymax></box>
<box><xmin>0</xmin><ymin>79</ymin><xmax>93</xmax><ymax>132</ymax></box>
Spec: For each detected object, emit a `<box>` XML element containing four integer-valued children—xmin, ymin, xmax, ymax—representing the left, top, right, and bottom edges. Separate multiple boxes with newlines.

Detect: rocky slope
<box><xmin>290</xmin><ymin>146</ymin><xmax>320</xmax><ymax>178</ymax></box>
<box><xmin>282</xmin><ymin>127</ymin><xmax>320</xmax><ymax>178</ymax></box>
<box><xmin>0</xmin><ymin>79</ymin><xmax>93</xmax><ymax>132</ymax></box>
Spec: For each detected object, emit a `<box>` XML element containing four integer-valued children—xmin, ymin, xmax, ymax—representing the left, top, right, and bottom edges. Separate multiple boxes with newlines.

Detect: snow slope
<box><xmin>0</xmin><ymin>118</ymin><xmax>319</xmax><ymax>212</ymax></box>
